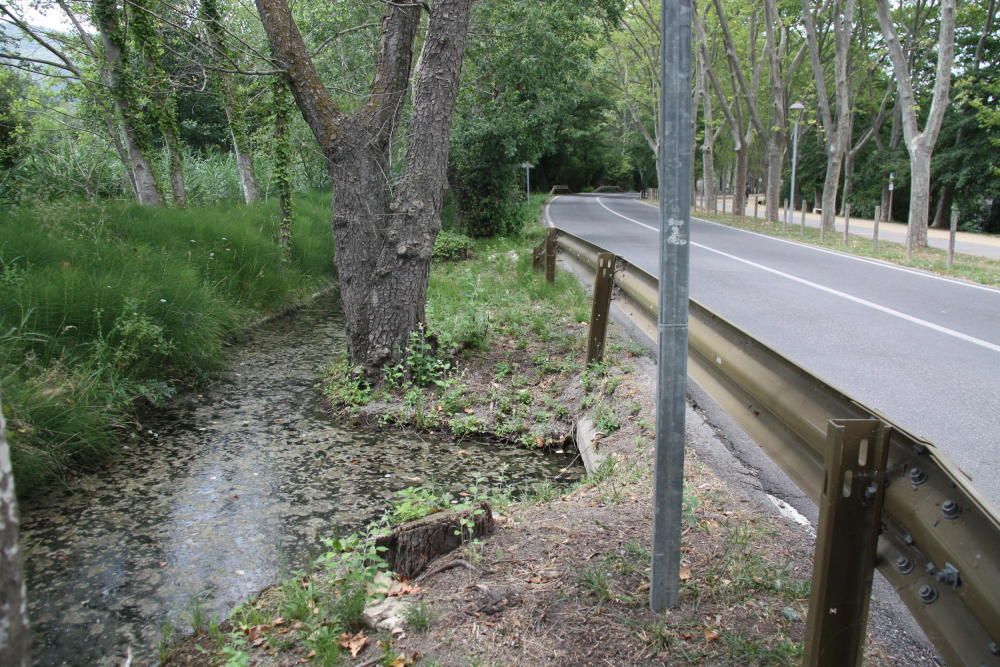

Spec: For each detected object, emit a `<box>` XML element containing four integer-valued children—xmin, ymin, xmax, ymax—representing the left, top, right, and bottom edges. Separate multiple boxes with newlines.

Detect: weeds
<box><xmin>2</xmin><ymin>191</ymin><xmax>334</xmax><ymax>494</ymax></box>
<box><xmin>403</xmin><ymin>601</ymin><xmax>434</xmax><ymax>633</ymax></box>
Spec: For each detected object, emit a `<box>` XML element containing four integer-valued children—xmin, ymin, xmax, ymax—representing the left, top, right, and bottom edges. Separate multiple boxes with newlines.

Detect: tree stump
<box><xmin>375</xmin><ymin>502</ymin><xmax>494</xmax><ymax>578</ymax></box>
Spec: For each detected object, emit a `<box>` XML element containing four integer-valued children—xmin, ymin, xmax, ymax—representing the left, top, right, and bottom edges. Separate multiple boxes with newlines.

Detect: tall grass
<box><xmin>0</xmin><ymin>190</ymin><xmax>334</xmax><ymax>494</ymax></box>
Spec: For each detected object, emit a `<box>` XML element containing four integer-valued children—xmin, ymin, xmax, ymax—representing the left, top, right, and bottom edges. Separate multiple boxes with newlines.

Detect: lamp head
<box><xmin>790</xmin><ymin>102</ymin><xmax>806</xmax><ymax>113</ymax></box>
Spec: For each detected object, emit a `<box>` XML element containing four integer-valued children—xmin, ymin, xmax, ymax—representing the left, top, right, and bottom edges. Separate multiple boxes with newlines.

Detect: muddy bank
<box><xmin>20</xmin><ymin>294</ymin><xmax>582</xmax><ymax>666</ymax></box>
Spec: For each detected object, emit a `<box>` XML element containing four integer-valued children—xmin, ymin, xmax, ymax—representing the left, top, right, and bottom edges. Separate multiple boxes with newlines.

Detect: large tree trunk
<box><xmin>258</xmin><ymin>0</ymin><xmax>473</xmax><ymax>375</ymax></box>
<box><xmin>820</xmin><ymin>148</ymin><xmax>844</xmax><ymax>232</ymax></box>
<box><xmin>765</xmin><ymin>137</ymin><xmax>784</xmax><ymax>222</ymax></box>
<box><xmin>201</xmin><ymin>0</ymin><xmax>260</xmax><ymax>204</ymax></box>
<box><xmin>0</xmin><ymin>406</ymin><xmax>30</xmax><ymax>667</ymax></box>
<box><xmin>734</xmin><ymin>142</ymin><xmax>749</xmax><ymax>216</ymax></box>
<box><xmin>93</xmin><ymin>0</ymin><xmax>163</xmax><ymax>206</ymax></box>
<box><xmin>167</xmin><ymin>140</ymin><xmax>186</xmax><ymax>206</ymax></box>
<box><xmin>908</xmin><ymin>147</ymin><xmax>932</xmax><ymax>247</ymax></box>
<box><xmin>931</xmin><ymin>183</ymin><xmax>954</xmax><ymax>228</ymax></box>
<box><xmin>877</xmin><ymin>0</ymin><xmax>956</xmax><ymax>249</ymax></box>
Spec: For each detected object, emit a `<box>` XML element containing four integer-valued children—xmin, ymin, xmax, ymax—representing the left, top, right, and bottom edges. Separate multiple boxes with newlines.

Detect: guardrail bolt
<box><xmin>989</xmin><ymin>641</ymin><xmax>999</xmax><ymax>656</ymax></box>
<box><xmin>909</xmin><ymin>468</ymin><xmax>928</xmax><ymax>486</ymax></box>
<box><xmin>941</xmin><ymin>499</ymin><xmax>960</xmax><ymax>519</ymax></box>
<box><xmin>935</xmin><ymin>563</ymin><xmax>961</xmax><ymax>589</ymax></box>
<box><xmin>918</xmin><ymin>585</ymin><xmax>938</xmax><ymax>604</ymax></box>
<box><xmin>894</xmin><ymin>556</ymin><xmax>913</xmax><ymax>575</ymax></box>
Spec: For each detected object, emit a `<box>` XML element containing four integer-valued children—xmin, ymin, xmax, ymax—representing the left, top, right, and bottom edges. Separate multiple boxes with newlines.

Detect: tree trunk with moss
<box><xmin>93</xmin><ymin>0</ymin><xmax>163</xmax><ymax>206</ymax></box>
<box><xmin>255</xmin><ymin>0</ymin><xmax>474</xmax><ymax>376</ymax></box>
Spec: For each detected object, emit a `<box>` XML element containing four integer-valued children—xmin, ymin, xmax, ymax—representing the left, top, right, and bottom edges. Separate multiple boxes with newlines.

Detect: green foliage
<box><xmin>402</xmin><ymin>601</ymin><xmax>434</xmax><ymax>633</ymax></box>
<box><xmin>390</xmin><ymin>486</ymin><xmax>454</xmax><ymax>524</ymax></box>
<box><xmin>383</xmin><ymin>326</ymin><xmax>452</xmax><ymax>389</ymax></box>
<box><xmin>322</xmin><ymin>354</ymin><xmax>374</xmax><ymax>409</ymax></box>
<box><xmin>450</xmin><ymin>0</ymin><xmax>626</xmax><ymax>237</ymax></box>
<box><xmin>593</xmin><ymin>403</ymin><xmax>620</xmax><ymax>434</ymax></box>
<box><xmin>432</xmin><ymin>229</ymin><xmax>474</xmax><ymax>262</ymax></box>
<box><xmin>0</xmin><ymin>192</ymin><xmax>334</xmax><ymax>494</ymax></box>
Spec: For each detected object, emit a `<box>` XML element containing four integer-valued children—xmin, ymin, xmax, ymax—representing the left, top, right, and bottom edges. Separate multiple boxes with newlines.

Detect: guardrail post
<box><xmin>545</xmin><ymin>228</ymin><xmax>556</xmax><ymax>283</ymax></box>
<box><xmin>586</xmin><ymin>253</ymin><xmax>616</xmax><ymax>365</ymax></box>
<box><xmin>804</xmin><ymin>419</ymin><xmax>890</xmax><ymax>667</ymax></box>
<box><xmin>873</xmin><ymin>206</ymin><xmax>880</xmax><ymax>251</ymax></box>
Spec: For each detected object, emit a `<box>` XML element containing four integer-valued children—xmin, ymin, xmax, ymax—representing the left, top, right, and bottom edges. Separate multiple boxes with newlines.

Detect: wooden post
<box><xmin>804</xmin><ymin>419</ymin><xmax>890</xmax><ymax>667</ymax></box>
<box><xmin>947</xmin><ymin>209</ymin><xmax>958</xmax><ymax>270</ymax></box>
<box><xmin>586</xmin><ymin>253</ymin><xmax>616</xmax><ymax>365</ymax></box>
<box><xmin>873</xmin><ymin>206</ymin><xmax>880</xmax><ymax>252</ymax></box>
<box><xmin>545</xmin><ymin>228</ymin><xmax>556</xmax><ymax>283</ymax></box>
<box><xmin>783</xmin><ymin>198</ymin><xmax>790</xmax><ymax>229</ymax></box>
<box><xmin>754</xmin><ymin>195</ymin><xmax>759</xmax><ymax>220</ymax></box>
<box><xmin>800</xmin><ymin>199</ymin><xmax>807</xmax><ymax>236</ymax></box>
<box><xmin>843</xmin><ymin>203</ymin><xmax>851</xmax><ymax>245</ymax></box>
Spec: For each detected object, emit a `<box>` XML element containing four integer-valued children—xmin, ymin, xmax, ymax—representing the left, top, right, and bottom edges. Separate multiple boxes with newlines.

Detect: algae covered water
<box><xmin>20</xmin><ymin>294</ymin><xmax>582</xmax><ymax>665</ymax></box>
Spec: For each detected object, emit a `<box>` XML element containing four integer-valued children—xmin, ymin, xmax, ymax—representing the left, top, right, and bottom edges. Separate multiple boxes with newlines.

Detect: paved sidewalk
<box><xmin>694</xmin><ymin>195</ymin><xmax>1000</xmax><ymax>260</ymax></box>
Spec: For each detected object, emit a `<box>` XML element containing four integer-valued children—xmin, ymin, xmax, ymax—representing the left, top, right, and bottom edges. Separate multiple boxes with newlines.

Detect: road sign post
<box><xmin>521</xmin><ymin>162</ymin><xmax>534</xmax><ymax>201</ymax></box>
<box><xmin>651</xmin><ymin>0</ymin><xmax>692</xmax><ymax>612</ymax></box>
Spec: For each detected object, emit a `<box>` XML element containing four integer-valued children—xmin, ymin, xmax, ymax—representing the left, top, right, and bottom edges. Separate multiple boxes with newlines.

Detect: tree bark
<box><xmin>765</xmin><ymin>137</ymin><xmax>784</xmax><ymax>222</ymax></box>
<box><xmin>375</xmin><ymin>503</ymin><xmax>494</xmax><ymax>578</ymax></box>
<box><xmin>0</xmin><ymin>406</ymin><xmax>30</xmax><ymax>667</ymax></box>
<box><xmin>93</xmin><ymin>0</ymin><xmax>163</xmax><ymax>206</ymax></box>
<box><xmin>876</xmin><ymin>0</ymin><xmax>956</xmax><ymax>248</ymax></box>
<box><xmin>257</xmin><ymin>0</ymin><xmax>473</xmax><ymax>375</ymax></box>
<box><xmin>201</xmin><ymin>0</ymin><xmax>259</xmax><ymax>204</ymax></box>
<box><xmin>802</xmin><ymin>0</ymin><xmax>856</xmax><ymax>232</ymax></box>
<box><xmin>696</xmin><ymin>47</ymin><xmax>716</xmax><ymax>213</ymax></box>
<box><xmin>931</xmin><ymin>183</ymin><xmax>954</xmax><ymax>229</ymax></box>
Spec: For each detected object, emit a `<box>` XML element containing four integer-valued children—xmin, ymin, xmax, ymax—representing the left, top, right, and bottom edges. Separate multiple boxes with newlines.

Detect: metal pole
<box><xmin>651</xmin><ymin>0</ymin><xmax>691</xmax><ymax>612</ymax></box>
<box><xmin>790</xmin><ymin>117</ymin><xmax>800</xmax><ymax>229</ymax></box>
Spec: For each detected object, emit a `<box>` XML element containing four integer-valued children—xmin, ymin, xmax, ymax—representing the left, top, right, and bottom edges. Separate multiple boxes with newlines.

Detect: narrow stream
<box><xmin>20</xmin><ymin>293</ymin><xmax>582</xmax><ymax>666</ymax></box>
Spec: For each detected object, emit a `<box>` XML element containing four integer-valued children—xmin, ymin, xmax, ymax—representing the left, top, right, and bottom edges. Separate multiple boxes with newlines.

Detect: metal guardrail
<box><xmin>538</xmin><ymin>226</ymin><xmax>1000</xmax><ymax>666</ymax></box>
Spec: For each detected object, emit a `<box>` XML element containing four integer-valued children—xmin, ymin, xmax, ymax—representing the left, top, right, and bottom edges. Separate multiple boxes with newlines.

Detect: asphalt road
<box><xmin>548</xmin><ymin>193</ymin><xmax>1000</xmax><ymax>508</ymax></box>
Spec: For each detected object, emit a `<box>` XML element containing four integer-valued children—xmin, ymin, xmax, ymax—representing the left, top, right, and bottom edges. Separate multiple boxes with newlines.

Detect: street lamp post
<box><xmin>520</xmin><ymin>162</ymin><xmax>534</xmax><ymax>200</ymax></box>
<box><xmin>788</xmin><ymin>102</ymin><xmax>805</xmax><ymax>231</ymax></box>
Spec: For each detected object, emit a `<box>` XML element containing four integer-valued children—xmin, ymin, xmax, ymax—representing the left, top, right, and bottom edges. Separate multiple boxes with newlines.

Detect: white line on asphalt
<box><xmin>629</xmin><ymin>198</ymin><xmax>1000</xmax><ymax>295</ymax></box>
<box><xmin>544</xmin><ymin>196</ymin><xmax>560</xmax><ymax>228</ymax></box>
<box><xmin>591</xmin><ymin>197</ymin><xmax>1000</xmax><ymax>354</ymax></box>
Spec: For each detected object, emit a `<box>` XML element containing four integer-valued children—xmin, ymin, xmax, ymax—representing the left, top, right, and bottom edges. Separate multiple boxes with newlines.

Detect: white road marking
<box><xmin>628</xmin><ymin>198</ymin><xmax>1000</xmax><ymax>294</ymax></box>
<box><xmin>588</xmin><ymin>197</ymin><xmax>1000</xmax><ymax>354</ymax></box>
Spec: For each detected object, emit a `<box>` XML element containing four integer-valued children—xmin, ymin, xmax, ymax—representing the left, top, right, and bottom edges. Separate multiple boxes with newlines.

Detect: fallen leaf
<box><xmin>389</xmin><ymin>655</ymin><xmax>414</xmax><ymax>667</ymax></box>
<box><xmin>679</xmin><ymin>567</ymin><xmax>692</xmax><ymax>581</ymax></box>
<box><xmin>704</xmin><ymin>629</ymin><xmax>720</xmax><ymax>643</ymax></box>
<box><xmin>339</xmin><ymin>631</ymin><xmax>368</xmax><ymax>657</ymax></box>
<box><xmin>271</xmin><ymin>617</ymin><xmax>285</xmax><ymax>626</ymax></box>
<box><xmin>387</xmin><ymin>579</ymin><xmax>421</xmax><ymax>597</ymax></box>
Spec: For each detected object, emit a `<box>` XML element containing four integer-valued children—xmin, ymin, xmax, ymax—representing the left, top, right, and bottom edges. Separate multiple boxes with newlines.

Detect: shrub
<box><xmin>433</xmin><ymin>230</ymin><xmax>474</xmax><ymax>262</ymax></box>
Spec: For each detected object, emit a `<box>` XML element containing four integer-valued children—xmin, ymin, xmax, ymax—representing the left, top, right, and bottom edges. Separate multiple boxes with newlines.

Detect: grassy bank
<box><xmin>684</xmin><ymin>206</ymin><xmax>1000</xmax><ymax>287</ymax></box>
<box><xmin>1</xmin><ymin>191</ymin><xmax>334</xmax><ymax>494</ymax></box>
<box><xmin>326</xmin><ymin>195</ymin><xmax>602</xmax><ymax>450</ymax></box>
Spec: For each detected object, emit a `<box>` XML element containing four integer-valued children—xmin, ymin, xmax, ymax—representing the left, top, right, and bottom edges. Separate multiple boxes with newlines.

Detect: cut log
<box><xmin>375</xmin><ymin>502</ymin><xmax>494</xmax><ymax>578</ymax></box>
